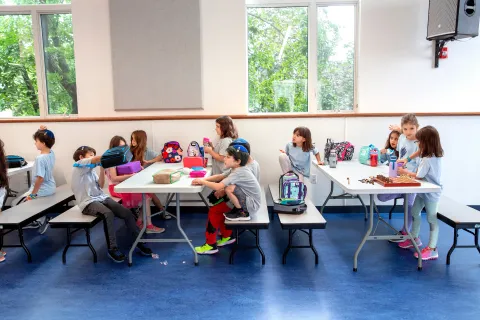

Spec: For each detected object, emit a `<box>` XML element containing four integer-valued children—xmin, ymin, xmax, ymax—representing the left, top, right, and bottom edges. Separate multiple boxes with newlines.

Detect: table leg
<box><xmin>320</xmin><ymin>181</ymin><xmax>334</xmax><ymax>214</ymax></box>
<box><xmin>128</xmin><ymin>193</ymin><xmax>147</xmax><ymax>267</ymax></box>
<box><xmin>175</xmin><ymin>193</ymin><xmax>199</xmax><ymax>266</ymax></box>
<box><xmin>404</xmin><ymin>194</ymin><xmax>422</xmax><ymax>270</ymax></box>
<box><xmin>353</xmin><ymin>194</ymin><xmax>374</xmax><ymax>271</ymax></box>
<box><xmin>27</xmin><ymin>170</ymin><xmax>31</xmax><ymax>188</ymax></box>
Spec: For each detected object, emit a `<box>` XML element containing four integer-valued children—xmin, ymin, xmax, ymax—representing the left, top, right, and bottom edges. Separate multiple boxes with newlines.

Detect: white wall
<box><xmin>1</xmin><ymin>116</ymin><xmax>479</xmax><ymax>206</ymax></box>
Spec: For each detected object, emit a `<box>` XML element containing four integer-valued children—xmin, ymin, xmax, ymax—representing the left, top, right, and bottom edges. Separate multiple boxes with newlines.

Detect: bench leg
<box><xmin>282</xmin><ymin>229</ymin><xmax>293</xmax><ymax>265</ymax></box>
<box><xmin>446</xmin><ymin>227</ymin><xmax>458</xmax><ymax>265</ymax></box>
<box><xmin>62</xmin><ymin>227</ymin><xmax>72</xmax><ymax>264</ymax></box>
<box><xmin>18</xmin><ymin>227</ymin><xmax>32</xmax><ymax>263</ymax></box>
<box><xmin>85</xmin><ymin>228</ymin><xmax>97</xmax><ymax>263</ymax></box>
<box><xmin>255</xmin><ymin>229</ymin><xmax>265</xmax><ymax>265</ymax></box>
<box><xmin>475</xmin><ymin>228</ymin><xmax>480</xmax><ymax>254</ymax></box>
<box><xmin>229</xmin><ymin>229</ymin><xmax>240</xmax><ymax>265</ymax></box>
<box><xmin>309</xmin><ymin>229</ymin><xmax>319</xmax><ymax>265</ymax></box>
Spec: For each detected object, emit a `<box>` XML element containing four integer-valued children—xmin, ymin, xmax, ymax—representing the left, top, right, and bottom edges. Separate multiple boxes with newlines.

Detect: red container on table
<box><xmin>370</xmin><ymin>152</ymin><xmax>378</xmax><ymax>167</ymax></box>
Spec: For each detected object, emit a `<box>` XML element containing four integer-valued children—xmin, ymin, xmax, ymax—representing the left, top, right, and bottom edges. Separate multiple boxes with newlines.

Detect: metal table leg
<box><xmin>353</xmin><ymin>194</ymin><xmax>374</xmax><ymax>271</ymax></box>
<box><xmin>128</xmin><ymin>194</ymin><xmax>147</xmax><ymax>267</ymax></box>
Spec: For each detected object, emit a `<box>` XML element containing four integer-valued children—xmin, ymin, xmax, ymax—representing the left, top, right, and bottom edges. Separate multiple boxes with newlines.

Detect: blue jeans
<box><xmin>411</xmin><ymin>196</ymin><xmax>439</xmax><ymax>248</ymax></box>
<box><xmin>377</xmin><ymin>193</ymin><xmax>416</xmax><ymax>232</ymax></box>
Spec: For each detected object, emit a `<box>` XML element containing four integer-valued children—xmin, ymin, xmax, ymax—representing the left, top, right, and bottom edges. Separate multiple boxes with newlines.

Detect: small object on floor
<box><xmin>182</xmin><ymin>261</ymin><xmax>186</xmax><ymax>264</ymax></box>
<box><xmin>151</xmin><ymin>253</ymin><xmax>159</xmax><ymax>259</ymax></box>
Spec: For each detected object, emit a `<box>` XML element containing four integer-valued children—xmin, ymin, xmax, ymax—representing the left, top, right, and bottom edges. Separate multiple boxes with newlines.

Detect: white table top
<box><xmin>114</xmin><ymin>162</ymin><xmax>211</xmax><ymax>194</ymax></box>
<box><xmin>312</xmin><ymin>160</ymin><xmax>441</xmax><ymax>195</ymax></box>
<box><xmin>7</xmin><ymin>161</ymin><xmax>34</xmax><ymax>177</ymax></box>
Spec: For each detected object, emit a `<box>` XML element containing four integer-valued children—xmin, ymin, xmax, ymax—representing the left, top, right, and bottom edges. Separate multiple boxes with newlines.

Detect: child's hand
<box><xmin>317</xmin><ymin>161</ymin><xmax>324</xmax><ymax>166</ymax></box>
<box><xmin>279</xmin><ymin>149</ymin><xmax>285</xmax><ymax>153</ymax></box>
<box><xmin>380</xmin><ymin>148</ymin><xmax>387</xmax><ymax>154</ymax></box>
<box><xmin>397</xmin><ymin>158</ymin><xmax>408</xmax><ymax>164</ymax></box>
<box><xmin>204</xmin><ymin>146</ymin><xmax>212</xmax><ymax>154</ymax></box>
<box><xmin>389</xmin><ymin>124</ymin><xmax>401</xmax><ymax>132</ymax></box>
<box><xmin>192</xmin><ymin>179</ymin><xmax>204</xmax><ymax>185</ymax></box>
<box><xmin>39</xmin><ymin>125</ymin><xmax>47</xmax><ymax>130</ymax></box>
<box><xmin>398</xmin><ymin>167</ymin><xmax>408</xmax><ymax>175</ymax></box>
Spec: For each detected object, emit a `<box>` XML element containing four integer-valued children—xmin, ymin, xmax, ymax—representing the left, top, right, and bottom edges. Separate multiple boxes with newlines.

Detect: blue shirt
<box><xmin>285</xmin><ymin>142</ymin><xmax>319</xmax><ymax>178</ymax></box>
<box><xmin>397</xmin><ymin>134</ymin><xmax>419</xmax><ymax>172</ymax></box>
<box><xmin>416</xmin><ymin>156</ymin><xmax>442</xmax><ymax>202</ymax></box>
<box><xmin>30</xmin><ymin>150</ymin><xmax>56</xmax><ymax>197</ymax></box>
<box><xmin>71</xmin><ymin>158</ymin><xmax>109</xmax><ymax>211</ymax></box>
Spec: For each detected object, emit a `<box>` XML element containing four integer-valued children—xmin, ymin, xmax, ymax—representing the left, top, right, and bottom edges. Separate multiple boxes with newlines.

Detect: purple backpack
<box><xmin>279</xmin><ymin>171</ymin><xmax>307</xmax><ymax>204</ymax></box>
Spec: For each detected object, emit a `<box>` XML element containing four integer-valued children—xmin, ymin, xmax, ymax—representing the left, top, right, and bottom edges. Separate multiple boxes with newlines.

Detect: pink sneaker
<box><xmin>398</xmin><ymin>237</ymin><xmax>422</xmax><ymax>249</ymax></box>
<box><xmin>146</xmin><ymin>224</ymin><xmax>165</xmax><ymax>234</ymax></box>
<box><xmin>414</xmin><ymin>247</ymin><xmax>439</xmax><ymax>260</ymax></box>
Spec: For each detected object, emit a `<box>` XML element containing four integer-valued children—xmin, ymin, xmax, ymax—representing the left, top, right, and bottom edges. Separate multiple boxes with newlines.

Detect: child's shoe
<box><xmin>224</xmin><ymin>208</ymin><xmax>250</xmax><ymax>221</ymax></box>
<box><xmin>195</xmin><ymin>243</ymin><xmax>219</xmax><ymax>255</ymax></box>
<box><xmin>216</xmin><ymin>237</ymin><xmax>236</xmax><ymax>247</ymax></box>
<box><xmin>414</xmin><ymin>247</ymin><xmax>439</xmax><ymax>260</ymax></box>
<box><xmin>398</xmin><ymin>237</ymin><xmax>422</xmax><ymax>249</ymax></box>
<box><xmin>146</xmin><ymin>224</ymin><xmax>165</xmax><ymax>234</ymax></box>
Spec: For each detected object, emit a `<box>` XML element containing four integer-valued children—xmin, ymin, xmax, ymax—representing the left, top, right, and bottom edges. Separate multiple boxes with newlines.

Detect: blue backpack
<box><xmin>279</xmin><ymin>171</ymin><xmax>307</xmax><ymax>205</ymax></box>
<box><xmin>6</xmin><ymin>155</ymin><xmax>27</xmax><ymax>168</ymax></box>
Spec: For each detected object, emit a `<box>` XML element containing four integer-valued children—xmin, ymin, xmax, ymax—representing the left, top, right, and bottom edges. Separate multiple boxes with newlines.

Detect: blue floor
<box><xmin>1</xmin><ymin>211</ymin><xmax>480</xmax><ymax>320</ymax></box>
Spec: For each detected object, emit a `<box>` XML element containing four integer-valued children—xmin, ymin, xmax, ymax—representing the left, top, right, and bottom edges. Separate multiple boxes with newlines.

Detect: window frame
<box><xmin>246</xmin><ymin>0</ymin><xmax>359</xmax><ymax>114</ymax></box>
<box><xmin>0</xmin><ymin>3</ymin><xmax>74</xmax><ymax>119</ymax></box>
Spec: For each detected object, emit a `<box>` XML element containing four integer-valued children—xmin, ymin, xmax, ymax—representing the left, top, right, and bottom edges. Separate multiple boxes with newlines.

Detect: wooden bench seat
<box><xmin>0</xmin><ymin>184</ymin><xmax>74</xmax><ymax>262</ymax></box>
<box><xmin>437</xmin><ymin>196</ymin><xmax>480</xmax><ymax>265</ymax></box>
<box><xmin>269</xmin><ymin>184</ymin><xmax>327</xmax><ymax>265</ymax></box>
<box><xmin>225</xmin><ymin>187</ymin><xmax>270</xmax><ymax>265</ymax></box>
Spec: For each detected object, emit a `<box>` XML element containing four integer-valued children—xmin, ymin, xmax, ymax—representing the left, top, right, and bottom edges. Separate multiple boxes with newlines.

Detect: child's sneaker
<box><xmin>414</xmin><ymin>247</ymin><xmax>439</xmax><ymax>260</ymax></box>
<box><xmin>224</xmin><ymin>208</ymin><xmax>250</xmax><ymax>221</ymax></box>
<box><xmin>108</xmin><ymin>247</ymin><xmax>126</xmax><ymax>263</ymax></box>
<box><xmin>195</xmin><ymin>243</ymin><xmax>219</xmax><ymax>255</ymax></box>
<box><xmin>398</xmin><ymin>237</ymin><xmax>422</xmax><ymax>249</ymax></box>
<box><xmin>146</xmin><ymin>224</ymin><xmax>165</xmax><ymax>234</ymax></box>
<box><xmin>136</xmin><ymin>243</ymin><xmax>153</xmax><ymax>256</ymax></box>
<box><xmin>216</xmin><ymin>237</ymin><xmax>236</xmax><ymax>247</ymax></box>
<box><xmin>389</xmin><ymin>230</ymin><xmax>407</xmax><ymax>243</ymax></box>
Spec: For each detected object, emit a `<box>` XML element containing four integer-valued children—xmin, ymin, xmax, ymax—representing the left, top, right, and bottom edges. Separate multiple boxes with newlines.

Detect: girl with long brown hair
<box><xmin>203</xmin><ymin>116</ymin><xmax>238</xmax><ymax>175</ymax></box>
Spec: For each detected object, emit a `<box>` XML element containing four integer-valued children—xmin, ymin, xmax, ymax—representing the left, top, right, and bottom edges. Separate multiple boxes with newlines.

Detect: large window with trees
<box><xmin>247</xmin><ymin>0</ymin><xmax>356</xmax><ymax>113</ymax></box>
<box><xmin>0</xmin><ymin>0</ymin><xmax>76</xmax><ymax>117</ymax></box>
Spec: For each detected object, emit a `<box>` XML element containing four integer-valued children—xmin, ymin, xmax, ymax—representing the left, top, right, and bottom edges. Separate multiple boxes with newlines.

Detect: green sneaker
<box><xmin>195</xmin><ymin>243</ymin><xmax>219</xmax><ymax>255</ymax></box>
<box><xmin>216</xmin><ymin>237</ymin><xmax>236</xmax><ymax>247</ymax></box>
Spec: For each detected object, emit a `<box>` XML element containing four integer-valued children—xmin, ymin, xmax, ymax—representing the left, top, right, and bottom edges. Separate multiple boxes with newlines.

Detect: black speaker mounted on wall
<box><xmin>426</xmin><ymin>0</ymin><xmax>480</xmax><ymax>67</ymax></box>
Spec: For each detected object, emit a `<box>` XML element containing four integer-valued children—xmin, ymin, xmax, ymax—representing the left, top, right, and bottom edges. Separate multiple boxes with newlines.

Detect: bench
<box><xmin>437</xmin><ymin>196</ymin><xmax>480</xmax><ymax>265</ymax></box>
<box><xmin>225</xmin><ymin>187</ymin><xmax>270</xmax><ymax>265</ymax></box>
<box><xmin>49</xmin><ymin>192</ymin><xmax>121</xmax><ymax>264</ymax></box>
<box><xmin>0</xmin><ymin>184</ymin><xmax>74</xmax><ymax>262</ymax></box>
<box><xmin>268</xmin><ymin>184</ymin><xmax>327</xmax><ymax>265</ymax></box>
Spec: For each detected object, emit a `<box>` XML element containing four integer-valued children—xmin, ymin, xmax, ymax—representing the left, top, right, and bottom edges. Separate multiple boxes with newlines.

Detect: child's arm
<box><xmin>29</xmin><ymin>176</ymin><xmax>44</xmax><ymax>197</ymax></box>
<box><xmin>98</xmin><ymin>168</ymin><xmax>105</xmax><ymax>189</ymax></box>
<box><xmin>145</xmin><ymin>154</ymin><xmax>163</xmax><ymax>164</ymax></box>
<box><xmin>107</xmin><ymin>167</ymin><xmax>133</xmax><ymax>183</ymax></box>
<box><xmin>314</xmin><ymin>152</ymin><xmax>324</xmax><ymax>165</ymax></box>
<box><xmin>204</xmin><ymin>174</ymin><xmax>226</xmax><ymax>183</ymax></box>
<box><xmin>192</xmin><ymin>178</ymin><xmax>225</xmax><ymax>191</ymax></box>
<box><xmin>397</xmin><ymin>150</ymin><xmax>420</xmax><ymax>164</ymax></box>
<box><xmin>398</xmin><ymin>167</ymin><xmax>420</xmax><ymax>179</ymax></box>
<box><xmin>206</xmin><ymin>149</ymin><xmax>225</xmax><ymax>162</ymax></box>
<box><xmin>389</xmin><ymin>124</ymin><xmax>401</xmax><ymax>132</ymax></box>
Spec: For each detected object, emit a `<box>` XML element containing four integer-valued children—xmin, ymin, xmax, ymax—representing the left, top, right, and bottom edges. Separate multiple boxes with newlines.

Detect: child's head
<box><xmin>224</xmin><ymin>145</ymin><xmax>249</xmax><ymax>168</ymax></box>
<box><xmin>0</xmin><ymin>139</ymin><xmax>8</xmax><ymax>189</ymax></box>
<box><xmin>229</xmin><ymin>138</ymin><xmax>250</xmax><ymax>154</ymax></box>
<box><xmin>415</xmin><ymin>126</ymin><xmax>443</xmax><ymax>158</ymax></box>
<box><xmin>292</xmin><ymin>126</ymin><xmax>313</xmax><ymax>152</ymax></box>
<box><xmin>73</xmin><ymin>146</ymin><xmax>97</xmax><ymax>161</ymax></box>
<box><xmin>215</xmin><ymin>116</ymin><xmax>238</xmax><ymax>139</ymax></box>
<box><xmin>33</xmin><ymin>129</ymin><xmax>55</xmax><ymax>151</ymax></box>
<box><xmin>385</xmin><ymin>130</ymin><xmax>400</xmax><ymax>152</ymax></box>
<box><xmin>109</xmin><ymin>136</ymin><xmax>127</xmax><ymax>149</ymax></box>
<box><xmin>131</xmin><ymin>130</ymin><xmax>147</xmax><ymax>148</ymax></box>
<box><xmin>400</xmin><ymin>113</ymin><xmax>419</xmax><ymax>140</ymax></box>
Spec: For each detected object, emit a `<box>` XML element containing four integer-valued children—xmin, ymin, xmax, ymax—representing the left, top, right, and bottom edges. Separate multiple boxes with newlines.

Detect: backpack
<box><xmin>6</xmin><ymin>155</ymin><xmax>27</xmax><ymax>168</ymax></box>
<box><xmin>186</xmin><ymin>141</ymin><xmax>202</xmax><ymax>157</ymax></box>
<box><xmin>100</xmin><ymin>145</ymin><xmax>130</xmax><ymax>169</ymax></box>
<box><xmin>279</xmin><ymin>171</ymin><xmax>307</xmax><ymax>204</ymax></box>
<box><xmin>325</xmin><ymin>139</ymin><xmax>354</xmax><ymax>162</ymax></box>
<box><xmin>161</xmin><ymin>141</ymin><xmax>183</xmax><ymax>163</ymax></box>
<box><xmin>359</xmin><ymin>144</ymin><xmax>379</xmax><ymax>165</ymax></box>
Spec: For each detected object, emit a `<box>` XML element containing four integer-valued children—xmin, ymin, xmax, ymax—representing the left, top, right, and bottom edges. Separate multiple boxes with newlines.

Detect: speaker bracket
<box><xmin>434</xmin><ymin>39</ymin><xmax>450</xmax><ymax>68</ymax></box>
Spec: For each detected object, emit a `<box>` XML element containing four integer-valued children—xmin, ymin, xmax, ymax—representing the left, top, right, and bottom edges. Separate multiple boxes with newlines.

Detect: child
<box><xmin>397</xmin><ymin>126</ymin><xmax>443</xmax><ymax>260</ymax></box>
<box><xmin>102</xmin><ymin>136</ymin><xmax>164</xmax><ymax>234</ymax></box>
<box><xmin>71</xmin><ymin>146</ymin><xmax>152</xmax><ymax>263</ymax></box>
<box><xmin>204</xmin><ymin>116</ymin><xmax>238</xmax><ymax>175</ymax></box>
<box><xmin>128</xmin><ymin>130</ymin><xmax>171</xmax><ymax>220</ymax></box>
<box><xmin>279</xmin><ymin>126</ymin><xmax>323</xmax><ymax>182</ymax></box>
<box><xmin>379</xmin><ymin>130</ymin><xmax>400</xmax><ymax>163</ymax></box>
<box><xmin>378</xmin><ymin>114</ymin><xmax>420</xmax><ymax>240</ymax></box>
<box><xmin>17</xmin><ymin>126</ymin><xmax>56</xmax><ymax>232</ymax></box>
<box><xmin>0</xmin><ymin>139</ymin><xmax>8</xmax><ymax>263</ymax></box>
<box><xmin>193</xmin><ymin>145</ymin><xmax>261</xmax><ymax>254</ymax></box>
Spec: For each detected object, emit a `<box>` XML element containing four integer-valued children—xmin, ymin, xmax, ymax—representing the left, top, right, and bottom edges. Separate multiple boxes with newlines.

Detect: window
<box><xmin>0</xmin><ymin>0</ymin><xmax>75</xmax><ymax>117</ymax></box>
<box><xmin>247</xmin><ymin>1</ymin><xmax>357</xmax><ymax>113</ymax></box>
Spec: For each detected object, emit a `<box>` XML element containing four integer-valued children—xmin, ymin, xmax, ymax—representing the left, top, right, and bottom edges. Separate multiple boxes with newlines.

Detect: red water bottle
<box><xmin>370</xmin><ymin>151</ymin><xmax>378</xmax><ymax>167</ymax></box>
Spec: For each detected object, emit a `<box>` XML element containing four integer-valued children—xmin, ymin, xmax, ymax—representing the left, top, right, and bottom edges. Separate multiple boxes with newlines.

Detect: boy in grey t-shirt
<box><xmin>71</xmin><ymin>146</ymin><xmax>152</xmax><ymax>263</ymax></box>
